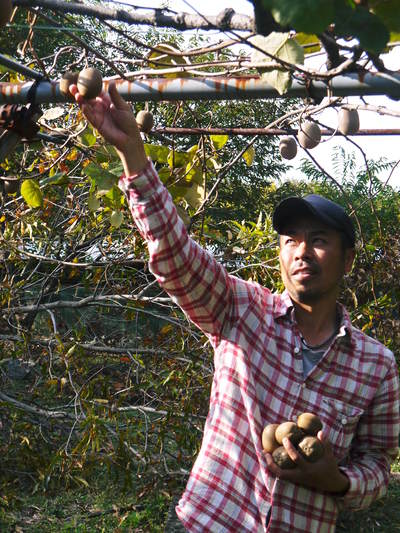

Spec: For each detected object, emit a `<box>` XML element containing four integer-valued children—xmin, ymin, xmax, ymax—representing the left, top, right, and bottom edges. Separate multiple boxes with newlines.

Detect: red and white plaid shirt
<box><xmin>119</xmin><ymin>160</ymin><xmax>400</xmax><ymax>533</ymax></box>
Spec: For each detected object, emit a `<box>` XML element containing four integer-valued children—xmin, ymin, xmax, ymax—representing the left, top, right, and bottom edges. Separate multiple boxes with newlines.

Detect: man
<box><xmin>71</xmin><ymin>83</ymin><xmax>400</xmax><ymax>532</ymax></box>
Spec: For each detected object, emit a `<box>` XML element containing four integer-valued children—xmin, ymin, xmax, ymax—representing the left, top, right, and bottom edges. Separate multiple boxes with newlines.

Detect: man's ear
<box><xmin>344</xmin><ymin>248</ymin><xmax>356</xmax><ymax>274</ymax></box>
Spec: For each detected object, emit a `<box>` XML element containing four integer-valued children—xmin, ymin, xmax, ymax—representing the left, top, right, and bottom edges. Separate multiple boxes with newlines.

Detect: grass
<box><xmin>1</xmin><ymin>461</ymin><xmax>399</xmax><ymax>532</ymax></box>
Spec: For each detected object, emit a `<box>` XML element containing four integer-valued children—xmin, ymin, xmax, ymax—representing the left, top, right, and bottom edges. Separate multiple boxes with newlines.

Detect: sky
<box><xmin>131</xmin><ymin>0</ymin><xmax>400</xmax><ymax>187</ymax></box>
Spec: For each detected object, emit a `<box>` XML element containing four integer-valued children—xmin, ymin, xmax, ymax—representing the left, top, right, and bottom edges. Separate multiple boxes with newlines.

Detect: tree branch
<box><xmin>14</xmin><ymin>0</ymin><xmax>254</xmax><ymax>32</ymax></box>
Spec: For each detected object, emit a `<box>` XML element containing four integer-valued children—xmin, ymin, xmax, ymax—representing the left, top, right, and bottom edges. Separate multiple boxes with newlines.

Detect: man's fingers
<box><xmin>108</xmin><ymin>80</ymin><xmax>130</xmax><ymax>110</ymax></box>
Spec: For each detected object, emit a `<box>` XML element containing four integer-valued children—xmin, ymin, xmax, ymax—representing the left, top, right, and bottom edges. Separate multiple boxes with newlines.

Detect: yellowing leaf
<box><xmin>210</xmin><ymin>135</ymin><xmax>229</xmax><ymax>150</ymax></box>
<box><xmin>147</xmin><ymin>42</ymin><xmax>189</xmax><ymax>78</ymax></box>
<box><xmin>21</xmin><ymin>179</ymin><xmax>43</xmax><ymax>208</ymax></box>
<box><xmin>184</xmin><ymin>183</ymin><xmax>205</xmax><ymax>209</ymax></box>
<box><xmin>242</xmin><ymin>145</ymin><xmax>255</xmax><ymax>166</ymax></box>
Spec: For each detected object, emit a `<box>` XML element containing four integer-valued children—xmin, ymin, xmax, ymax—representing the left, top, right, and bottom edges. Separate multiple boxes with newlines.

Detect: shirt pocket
<box><xmin>320</xmin><ymin>397</ymin><xmax>364</xmax><ymax>460</ymax></box>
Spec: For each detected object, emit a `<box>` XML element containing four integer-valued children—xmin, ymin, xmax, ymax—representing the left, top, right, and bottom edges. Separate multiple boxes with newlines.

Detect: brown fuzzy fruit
<box><xmin>59</xmin><ymin>71</ymin><xmax>79</xmax><ymax>97</ymax></box>
<box><xmin>338</xmin><ymin>108</ymin><xmax>360</xmax><ymax>135</ymax></box>
<box><xmin>297</xmin><ymin>412</ymin><xmax>323</xmax><ymax>436</ymax></box>
<box><xmin>298</xmin><ymin>436</ymin><xmax>324</xmax><ymax>462</ymax></box>
<box><xmin>272</xmin><ymin>446</ymin><xmax>296</xmax><ymax>469</ymax></box>
<box><xmin>297</xmin><ymin>121</ymin><xmax>321</xmax><ymax>149</ymax></box>
<box><xmin>261</xmin><ymin>423</ymin><xmax>280</xmax><ymax>453</ymax></box>
<box><xmin>0</xmin><ymin>0</ymin><xmax>13</xmax><ymax>27</ymax></box>
<box><xmin>77</xmin><ymin>67</ymin><xmax>103</xmax><ymax>100</ymax></box>
<box><xmin>3</xmin><ymin>177</ymin><xmax>19</xmax><ymax>195</ymax></box>
<box><xmin>136</xmin><ymin>110</ymin><xmax>154</xmax><ymax>134</ymax></box>
<box><xmin>279</xmin><ymin>137</ymin><xmax>297</xmax><ymax>160</ymax></box>
<box><xmin>275</xmin><ymin>421</ymin><xmax>304</xmax><ymax>446</ymax></box>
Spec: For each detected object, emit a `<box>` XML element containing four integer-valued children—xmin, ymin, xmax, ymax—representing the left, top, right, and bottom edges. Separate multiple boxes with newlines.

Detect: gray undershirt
<box><xmin>302</xmin><ymin>344</ymin><xmax>326</xmax><ymax>379</ymax></box>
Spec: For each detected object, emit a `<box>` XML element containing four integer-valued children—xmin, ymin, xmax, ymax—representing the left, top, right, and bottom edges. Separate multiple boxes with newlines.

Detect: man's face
<box><xmin>279</xmin><ymin>215</ymin><xmax>355</xmax><ymax>305</ymax></box>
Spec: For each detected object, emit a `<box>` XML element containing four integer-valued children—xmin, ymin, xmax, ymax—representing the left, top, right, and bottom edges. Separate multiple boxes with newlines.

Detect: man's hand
<box><xmin>265</xmin><ymin>431</ymin><xmax>350</xmax><ymax>495</ymax></box>
<box><xmin>70</xmin><ymin>81</ymin><xmax>147</xmax><ymax>176</ymax></box>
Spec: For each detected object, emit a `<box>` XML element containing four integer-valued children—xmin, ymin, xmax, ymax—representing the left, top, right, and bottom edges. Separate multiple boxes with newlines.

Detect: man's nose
<box><xmin>294</xmin><ymin>240</ymin><xmax>312</xmax><ymax>260</ymax></box>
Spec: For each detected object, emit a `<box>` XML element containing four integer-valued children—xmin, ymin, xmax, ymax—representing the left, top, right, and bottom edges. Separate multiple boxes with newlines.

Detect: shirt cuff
<box><xmin>335</xmin><ymin>466</ymin><xmax>362</xmax><ymax>505</ymax></box>
<box><xmin>118</xmin><ymin>158</ymin><xmax>162</xmax><ymax>201</ymax></box>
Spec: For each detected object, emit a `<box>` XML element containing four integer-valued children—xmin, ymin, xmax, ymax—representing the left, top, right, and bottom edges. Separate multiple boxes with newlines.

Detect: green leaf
<box><xmin>110</xmin><ymin>210</ymin><xmax>123</xmax><ymax>228</ymax></box>
<box><xmin>295</xmin><ymin>33</ymin><xmax>321</xmax><ymax>54</ymax></box>
<box><xmin>269</xmin><ymin>0</ymin><xmax>335</xmax><ymax>34</ymax></box>
<box><xmin>167</xmin><ymin>150</ymin><xmax>191</xmax><ymax>168</ymax></box>
<box><xmin>78</xmin><ymin>127</ymin><xmax>97</xmax><ymax>147</ymax></box>
<box><xmin>242</xmin><ymin>146</ymin><xmax>255</xmax><ymax>167</ymax></box>
<box><xmin>21</xmin><ymin>179</ymin><xmax>43</xmax><ymax>208</ymax></box>
<box><xmin>88</xmin><ymin>195</ymin><xmax>100</xmax><ymax>212</ymax></box>
<box><xmin>334</xmin><ymin>4</ymin><xmax>389</xmax><ymax>53</ymax></box>
<box><xmin>144</xmin><ymin>143</ymin><xmax>169</xmax><ymax>163</ymax></box>
<box><xmin>371</xmin><ymin>0</ymin><xmax>400</xmax><ymax>33</ymax></box>
<box><xmin>184</xmin><ymin>183</ymin><xmax>205</xmax><ymax>209</ymax></box>
<box><xmin>184</xmin><ymin>163</ymin><xmax>203</xmax><ymax>184</ymax></box>
<box><xmin>210</xmin><ymin>134</ymin><xmax>229</xmax><ymax>150</ymax></box>
<box><xmin>250</xmin><ymin>33</ymin><xmax>304</xmax><ymax>94</ymax></box>
<box><xmin>83</xmin><ymin>163</ymin><xmax>118</xmax><ymax>195</ymax></box>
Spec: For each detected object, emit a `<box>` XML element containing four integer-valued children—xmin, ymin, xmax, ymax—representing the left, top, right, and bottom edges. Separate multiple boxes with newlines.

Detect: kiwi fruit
<box><xmin>279</xmin><ymin>137</ymin><xmax>297</xmax><ymax>160</ymax></box>
<box><xmin>77</xmin><ymin>67</ymin><xmax>103</xmax><ymax>100</ymax></box>
<box><xmin>338</xmin><ymin>108</ymin><xmax>360</xmax><ymax>135</ymax></box>
<box><xmin>0</xmin><ymin>0</ymin><xmax>13</xmax><ymax>27</ymax></box>
<box><xmin>297</xmin><ymin>412</ymin><xmax>323</xmax><ymax>436</ymax></box>
<box><xmin>272</xmin><ymin>446</ymin><xmax>296</xmax><ymax>469</ymax></box>
<box><xmin>136</xmin><ymin>110</ymin><xmax>154</xmax><ymax>134</ymax></box>
<box><xmin>297</xmin><ymin>121</ymin><xmax>321</xmax><ymax>149</ymax></box>
<box><xmin>261</xmin><ymin>423</ymin><xmax>280</xmax><ymax>453</ymax></box>
<box><xmin>2</xmin><ymin>177</ymin><xmax>19</xmax><ymax>195</ymax></box>
<box><xmin>275</xmin><ymin>421</ymin><xmax>304</xmax><ymax>446</ymax></box>
<box><xmin>59</xmin><ymin>71</ymin><xmax>79</xmax><ymax>97</ymax></box>
<box><xmin>298</xmin><ymin>436</ymin><xmax>324</xmax><ymax>462</ymax></box>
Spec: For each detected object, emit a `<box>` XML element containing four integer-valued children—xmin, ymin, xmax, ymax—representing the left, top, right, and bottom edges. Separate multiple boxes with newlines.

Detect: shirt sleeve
<box><xmin>118</xmin><ymin>159</ymin><xmax>234</xmax><ymax>339</ymax></box>
<box><xmin>337</xmin><ymin>354</ymin><xmax>400</xmax><ymax>510</ymax></box>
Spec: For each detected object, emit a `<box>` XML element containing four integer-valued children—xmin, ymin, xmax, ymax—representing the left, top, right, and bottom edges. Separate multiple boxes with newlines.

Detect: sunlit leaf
<box><xmin>21</xmin><ymin>179</ymin><xmax>43</xmax><ymax>208</ymax></box>
<box><xmin>144</xmin><ymin>143</ymin><xmax>169</xmax><ymax>163</ymax></box>
<box><xmin>242</xmin><ymin>146</ymin><xmax>255</xmax><ymax>167</ymax></box>
<box><xmin>147</xmin><ymin>42</ymin><xmax>189</xmax><ymax>78</ymax></box>
<box><xmin>210</xmin><ymin>134</ymin><xmax>229</xmax><ymax>150</ymax></box>
<box><xmin>250</xmin><ymin>33</ymin><xmax>304</xmax><ymax>94</ymax></box>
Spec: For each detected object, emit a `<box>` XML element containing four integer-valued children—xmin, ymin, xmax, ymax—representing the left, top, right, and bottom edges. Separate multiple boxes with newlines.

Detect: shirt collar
<box><xmin>273</xmin><ymin>290</ymin><xmax>354</xmax><ymax>341</ymax></box>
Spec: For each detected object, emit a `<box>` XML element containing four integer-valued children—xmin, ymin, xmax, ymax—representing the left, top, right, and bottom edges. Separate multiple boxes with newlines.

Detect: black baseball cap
<box><xmin>273</xmin><ymin>194</ymin><xmax>356</xmax><ymax>248</ymax></box>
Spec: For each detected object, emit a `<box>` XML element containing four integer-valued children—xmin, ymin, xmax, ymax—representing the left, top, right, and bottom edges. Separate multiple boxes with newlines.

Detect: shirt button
<box><xmin>302</xmin><ymin>383</ymin><xmax>307</xmax><ymax>389</ymax></box>
<box><xmin>341</xmin><ymin>417</ymin><xmax>347</xmax><ymax>425</ymax></box>
<box><xmin>292</xmin><ymin>415</ymin><xmax>297</xmax><ymax>422</ymax></box>
<box><xmin>294</xmin><ymin>347</ymin><xmax>300</xmax><ymax>354</ymax></box>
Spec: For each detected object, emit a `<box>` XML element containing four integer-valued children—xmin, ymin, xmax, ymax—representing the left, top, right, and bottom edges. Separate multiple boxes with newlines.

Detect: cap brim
<box><xmin>273</xmin><ymin>197</ymin><xmax>323</xmax><ymax>233</ymax></box>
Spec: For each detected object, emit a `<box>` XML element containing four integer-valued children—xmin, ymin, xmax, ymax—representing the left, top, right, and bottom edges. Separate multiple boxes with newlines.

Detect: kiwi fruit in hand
<box><xmin>262</xmin><ymin>412</ymin><xmax>324</xmax><ymax>469</ymax></box>
<box><xmin>59</xmin><ymin>71</ymin><xmax>79</xmax><ymax>97</ymax></box>
<box><xmin>275</xmin><ymin>421</ymin><xmax>304</xmax><ymax>446</ymax></box>
<box><xmin>77</xmin><ymin>67</ymin><xmax>103</xmax><ymax>100</ymax></box>
<box><xmin>297</xmin><ymin>412</ymin><xmax>323</xmax><ymax>436</ymax></box>
<box><xmin>298</xmin><ymin>436</ymin><xmax>324</xmax><ymax>462</ymax></box>
<box><xmin>272</xmin><ymin>446</ymin><xmax>296</xmax><ymax>469</ymax></box>
<box><xmin>261</xmin><ymin>423</ymin><xmax>280</xmax><ymax>453</ymax></box>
